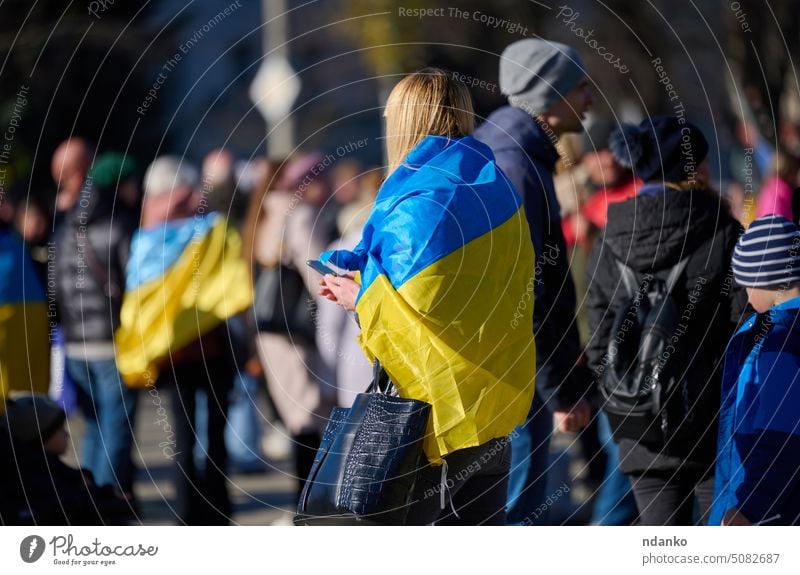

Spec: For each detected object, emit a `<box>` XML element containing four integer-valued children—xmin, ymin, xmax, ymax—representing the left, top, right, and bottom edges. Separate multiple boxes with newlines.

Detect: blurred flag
<box><xmin>115</xmin><ymin>213</ymin><xmax>252</xmax><ymax>388</ymax></box>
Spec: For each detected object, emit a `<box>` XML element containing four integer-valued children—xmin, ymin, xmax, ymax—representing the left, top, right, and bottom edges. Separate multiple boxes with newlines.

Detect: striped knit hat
<box><xmin>732</xmin><ymin>214</ymin><xmax>800</xmax><ymax>288</ymax></box>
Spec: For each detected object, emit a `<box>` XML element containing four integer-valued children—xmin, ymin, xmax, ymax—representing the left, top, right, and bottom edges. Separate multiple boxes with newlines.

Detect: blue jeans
<box><xmin>194</xmin><ymin>372</ymin><xmax>264</xmax><ymax>471</ymax></box>
<box><xmin>225</xmin><ymin>372</ymin><xmax>263</xmax><ymax>469</ymax></box>
<box><xmin>66</xmin><ymin>357</ymin><xmax>138</xmax><ymax>492</ymax></box>
<box><xmin>506</xmin><ymin>392</ymin><xmax>552</xmax><ymax>525</ymax></box>
<box><xmin>590</xmin><ymin>411</ymin><xmax>638</xmax><ymax>525</ymax></box>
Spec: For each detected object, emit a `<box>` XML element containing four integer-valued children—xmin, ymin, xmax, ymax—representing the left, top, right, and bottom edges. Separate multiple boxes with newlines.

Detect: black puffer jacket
<box><xmin>585</xmin><ymin>185</ymin><xmax>748</xmax><ymax>473</ymax></box>
<box><xmin>55</xmin><ymin>183</ymin><xmax>136</xmax><ymax>343</ymax></box>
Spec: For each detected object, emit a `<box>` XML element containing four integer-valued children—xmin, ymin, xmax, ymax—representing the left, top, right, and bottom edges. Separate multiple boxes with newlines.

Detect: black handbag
<box><xmin>253</xmin><ymin>264</ymin><xmax>315</xmax><ymax>340</ymax></box>
<box><xmin>294</xmin><ymin>362</ymin><xmax>431</xmax><ymax>525</ymax></box>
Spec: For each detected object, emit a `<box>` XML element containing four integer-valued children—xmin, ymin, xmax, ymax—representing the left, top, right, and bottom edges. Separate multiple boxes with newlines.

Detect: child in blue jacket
<box><xmin>710</xmin><ymin>214</ymin><xmax>800</xmax><ymax>526</ymax></box>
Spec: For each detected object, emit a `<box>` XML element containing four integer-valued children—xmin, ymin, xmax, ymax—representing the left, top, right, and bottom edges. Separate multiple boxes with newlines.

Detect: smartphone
<box><xmin>306</xmin><ymin>259</ymin><xmax>338</xmax><ymax>276</ymax></box>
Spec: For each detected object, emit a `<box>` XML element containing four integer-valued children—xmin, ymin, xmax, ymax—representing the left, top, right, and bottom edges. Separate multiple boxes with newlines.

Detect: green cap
<box><xmin>89</xmin><ymin>152</ymin><xmax>138</xmax><ymax>189</ymax></box>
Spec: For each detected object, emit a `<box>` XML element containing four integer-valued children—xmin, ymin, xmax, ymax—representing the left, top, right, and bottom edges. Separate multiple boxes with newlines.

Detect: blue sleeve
<box><xmin>735</xmin><ymin>332</ymin><xmax>800</xmax><ymax>522</ymax></box>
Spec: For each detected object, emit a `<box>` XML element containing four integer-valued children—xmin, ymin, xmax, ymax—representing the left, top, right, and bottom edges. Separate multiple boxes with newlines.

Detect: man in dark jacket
<box><xmin>474</xmin><ymin>39</ymin><xmax>593</xmax><ymax>524</ymax></box>
<box><xmin>55</xmin><ymin>153</ymin><xmax>140</xmax><ymax>498</ymax></box>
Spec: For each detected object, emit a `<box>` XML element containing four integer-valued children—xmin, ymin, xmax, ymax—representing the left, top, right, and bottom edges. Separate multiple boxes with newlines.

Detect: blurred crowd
<box><xmin>0</xmin><ymin>137</ymin><xmax>381</xmax><ymax>525</ymax></box>
<box><xmin>1</xmin><ymin>38</ymin><xmax>799</xmax><ymax>527</ymax></box>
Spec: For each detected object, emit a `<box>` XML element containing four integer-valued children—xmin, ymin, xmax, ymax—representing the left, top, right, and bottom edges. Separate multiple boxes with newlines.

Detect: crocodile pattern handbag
<box><xmin>294</xmin><ymin>362</ymin><xmax>431</xmax><ymax>525</ymax></box>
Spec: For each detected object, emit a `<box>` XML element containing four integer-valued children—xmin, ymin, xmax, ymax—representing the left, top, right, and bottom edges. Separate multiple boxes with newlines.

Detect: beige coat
<box><xmin>254</xmin><ymin>191</ymin><xmax>335</xmax><ymax>435</ymax></box>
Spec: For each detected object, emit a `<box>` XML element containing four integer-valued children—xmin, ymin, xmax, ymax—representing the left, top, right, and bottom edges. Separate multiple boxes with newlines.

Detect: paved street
<box><xmin>63</xmin><ymin>394</ymin><xmax>296</xmax><ymax>526</ymax></box>
<box><xmin>61</xmin><ymin>398</ymin><xmax>594</xmax><ymax>526</ymax></box>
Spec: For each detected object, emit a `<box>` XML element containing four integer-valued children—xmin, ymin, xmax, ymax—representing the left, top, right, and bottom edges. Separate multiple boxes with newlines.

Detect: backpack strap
<box><xmin>665</xmin><ymin>256</ymin><xmax>690</xmax><ymax>295</ymax></box>
<box><xmin>615</xmin><ymin>259</ymin><xmax>639</xmax><ymax>298</ymax></box>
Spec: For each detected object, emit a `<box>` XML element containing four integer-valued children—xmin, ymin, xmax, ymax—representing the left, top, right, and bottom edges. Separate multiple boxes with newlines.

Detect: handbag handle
<box><xmin>367</xmin><ymin>359</ymin><xmax>393</xmax><ymax>395</ymax></box>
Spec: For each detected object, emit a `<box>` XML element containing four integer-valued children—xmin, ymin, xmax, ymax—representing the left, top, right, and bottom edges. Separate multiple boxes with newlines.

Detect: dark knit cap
<box><xmin>609</xmin><ymin>116</ymin><xmax>708</xmax><ymax>183</ymax></box>
<box><xmin>732</xmin><ymin>215</ymin><xmax>800</xmax><ymax>288</ymax></box>
<box><xmin>4</xmin><ymin>395</ymin><xmax>66</xmax><ymax>445</ymax></box>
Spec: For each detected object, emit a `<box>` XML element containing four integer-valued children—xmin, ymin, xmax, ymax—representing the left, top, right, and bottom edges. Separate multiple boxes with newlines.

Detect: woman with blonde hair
<box><xmin>318</xmin><ymin>68</ymin><xmax>537</xmax><ymax>525</ymax></box>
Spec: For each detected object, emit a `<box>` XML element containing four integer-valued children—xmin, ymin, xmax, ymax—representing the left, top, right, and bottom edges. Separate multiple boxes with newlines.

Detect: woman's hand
<box><xmin>319</xmin><ymin>273</ymin><xmax>359</xmax><ymax>311</ymax></box>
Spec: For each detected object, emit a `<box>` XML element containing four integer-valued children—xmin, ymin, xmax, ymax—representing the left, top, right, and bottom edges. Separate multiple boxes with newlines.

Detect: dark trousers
<box><xmin>628</xmin><ymin>468</ymin><xmax>715</xmax><ymax>525</ymax></box>
<box><xmin>162</xmin><ymin>359</ymin><xmax>232</xmax><ymax>525</ymax></box>
<box><xmin>405</xmin><ymin>436</ymin><xmax>512</xmax><ymax>525</ymax></box>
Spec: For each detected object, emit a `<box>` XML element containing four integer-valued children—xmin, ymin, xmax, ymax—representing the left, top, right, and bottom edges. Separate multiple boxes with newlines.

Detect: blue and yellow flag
<box><xmin>115</xmin><ymin>213</ymin><xmax>252</xmax><ymax>388</ymax></box>
<box><xmin>323</xmin><ymin>136</ymin><xmax>536</xmax><ymax>463</ymax></box>
<box><xmin>0</xmin><ymin>227</ymin><xmax>50</xmax><ymax>408</ymax></box>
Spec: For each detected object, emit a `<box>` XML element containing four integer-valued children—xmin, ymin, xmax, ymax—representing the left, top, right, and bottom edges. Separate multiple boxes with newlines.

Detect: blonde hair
<box><xmin>384</xmin><ymin>68</ymin><xmax>475</xmax><ymax>174</ymax></box>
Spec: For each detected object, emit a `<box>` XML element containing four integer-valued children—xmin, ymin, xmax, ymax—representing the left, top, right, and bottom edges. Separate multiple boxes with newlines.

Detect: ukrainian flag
<box><xmin>0</xmin><ymin>227</ymin><xmax>50</xmax><ymax>408</ymax></box>
<box><xmin>322</xmin><ymin>136</ymin><xmax>536</xmax><ymax>463</ymax></box>
<box><xmin>115</xmin><ymin>213</ymin><xmax>252</xmax><ymax>387</ymax></box>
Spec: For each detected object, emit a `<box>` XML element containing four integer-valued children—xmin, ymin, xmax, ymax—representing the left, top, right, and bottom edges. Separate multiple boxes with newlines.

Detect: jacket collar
<box><xmin>478</xmin><ymin>106</ymin><xmax>560</xmax><ymax>170</ymax></box>
<box><xmin>735</xmin><ymin>295</ymin><xmax>800</xmax><ymax>336</ymax></box>
<box><xmin>772</xmin><ymin>294</ymin><xmax>800</xmax><ymax>312</ymax></box>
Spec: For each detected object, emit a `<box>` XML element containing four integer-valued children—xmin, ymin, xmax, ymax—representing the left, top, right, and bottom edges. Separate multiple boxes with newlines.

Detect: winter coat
<box><xmin>474</xmin><ymin>105</ymin><xmax>587</xmax><ymax>411</ymax></box>
<box><xmin>585</xmin><ymin>183</ymin><xmax>748</xmax><ymax>473</ymax></box>
<box><xmin>709</xmin><ymin>296</ymin><xmax>800</xmax><ymax>525</ymax></box>
<box><xmin>55</xmin><ymin>183</ymin><xmax>136</xmax><ymax>344</ymax></box>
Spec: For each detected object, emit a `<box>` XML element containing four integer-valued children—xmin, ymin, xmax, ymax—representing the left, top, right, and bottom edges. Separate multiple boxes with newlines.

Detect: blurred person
<box><xmin>554</xmin><ymin>162</ymin><xmax>591</xmax><ymax>249</ymax></box>
<box><xmin>576</xmin><ymin>150</ymin><xmax>640</xmax><ymax>523</ymax></box>
<box><xmin>560</xmin><ymin>150</ymin><xmax>640</xmax><ymax>524</ymax></box>
<box><xmin>755</xmin><ymin>147</ymin><xmax>799</xmax><ymax>221</ymax></box>
<box><xmin>710</xmin><ymin>215</ymin><xmax>800</xmax><ymax>526</ymax></box>
<box><xmin>0</xmin><ymin>217</ymin><xmax>50</xmax><ymax>406</ymax></box>
<box><xmin>329</xmin><ymin>159</ymin><xmax>362</xmax><ymax>206</ymax></box>
<box><xmin>1</xmin><ymin>395</ymin><xmax>134</xmax><ymax>524</ymax></box>
<box><xmin>474</xmin><ymin>38</ymin><xmax>593</xmax><ymax>525</ymax></box>
<box><xmin>320</xmin><ymin>68</ymin><xmax>536</xmax><ymax>525</ymax></box>
<box><xmin>13</xmin><ymin>195</ymin><xmax>50</xmax><ymax>246</ymax></box>
<box><xmin>240</xmin><ymin>160</ymin><xmax>293</xmax><ymax>467</ymax></box>
<box><xmin>579</xmin><ymin>149</ymin><xmax>639</xmax><ymax>234</ymax></box>
<box><xmin>51</xmin><ymin>137</ymin><xmax>92</xmax><ymax>227</ymax></box>
<box><xmin>249</xmin><ymin>153</ymin><xmax>336</xmax><ymax>498</ymax></box>
<box><xmin>211</xmin><ymin>159</ymin><xmax>281</xmax><ymax>476</ymax></box>
<box><xmin>49</xmin><ymin>139</ymin><xmax>93</xmax><ymax>417</ymax></box>
<box><xmin>729</xmin><ymin>119</ymin><xmax>771</xmax><ymax>226</ymax></box>
<box><xmin>54</xmin><ymin>153</ymin><xmax>140</xmax><ymax>499</ymax></box>
<box><xmin>115</xmin><ymin>156</ymin><xmax>252</xmax><ymax>525</ymax></box>
<box><xmin>0</xmin><ymin>191</ymin><xmax>14</xmax><ymax>224</ymax></box>
<box><xmin>12</xmin><ymin>193</ymin><xmax>51</xmax><ymax>284</ymax></box>
<box><xmin>586</xmin><ymin>117</ymin><xmax>747</xmax><ymax>525</ymax></box>
<box><xmin>197</xmin><ymin>155</ymin><xmax>270</xmax><ymax>475</ymax></box>
<box><xmin>725</xmin><ymin>181</ymin><xmax>747</xmax><ymax>224</ymax></box>
<box><xmin>202</xmin><ymin>148</ymin><xmax>243</xmax><ymax>222</ymax></box>
<box><xmin>315</xmin><ymin>169</ymin><xmax>379</xmax><ymax>408</ymax></box>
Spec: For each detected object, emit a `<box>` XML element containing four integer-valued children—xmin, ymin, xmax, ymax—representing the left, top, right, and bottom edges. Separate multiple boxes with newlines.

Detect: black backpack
<box><xmin>599</xmin><ymin>256</ymin><xmax>691</xmax><ymax>446</ymax></box>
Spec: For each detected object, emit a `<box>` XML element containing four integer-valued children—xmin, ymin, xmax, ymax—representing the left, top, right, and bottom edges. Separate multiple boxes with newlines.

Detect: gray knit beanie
<box><xmin>499</xmin><ymin>39</ymin><xmax>586</xmax><ymax>115</ymax></box>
